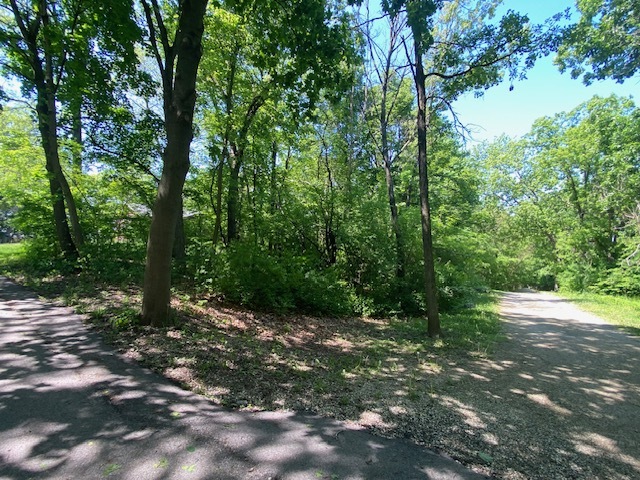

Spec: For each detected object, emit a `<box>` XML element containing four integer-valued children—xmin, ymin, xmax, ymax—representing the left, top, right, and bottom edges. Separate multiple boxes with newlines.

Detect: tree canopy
<box><xmin>557</xmin><ymin>0</ymin><xmax>640</xmax><ymax>84</ymax></box>
<box><xmin>0</xmin><ymin>0</ymin><xmax>637</xmax><ymax>333</ymax></box>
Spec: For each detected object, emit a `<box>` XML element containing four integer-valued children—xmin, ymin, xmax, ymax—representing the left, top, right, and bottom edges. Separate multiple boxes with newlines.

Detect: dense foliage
<box><xmin>479</xmin><ymin>95</ymin><xmax>640</xmax><ymax>293</ymax></box>
<box><xmin>0</xmin><ymin>1</ymin><xmax>638</xmax><ymax>326</ymax></box>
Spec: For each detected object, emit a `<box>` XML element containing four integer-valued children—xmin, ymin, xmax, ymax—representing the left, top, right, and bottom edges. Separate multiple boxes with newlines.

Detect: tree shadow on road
<box><xmin>428</xmin><ymin>291</ymin><xmax>640</xmax><ymax>479</ymax></box>
<box><xmin>0</xmin><ymin>278</ymin><xmax>482</xmax><ymax>480</ymax></box>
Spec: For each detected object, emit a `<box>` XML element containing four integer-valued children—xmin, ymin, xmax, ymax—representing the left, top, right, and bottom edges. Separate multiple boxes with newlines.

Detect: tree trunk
<box><xmin>380</xmin><ymin>97</ymin><xmax>404</xmax><ymax>278</ymax></box>
<box><xmin>225</xmin><ymin>95</ymin><xmax>265</xmax><ymax>243</ymax></box>
<box><xmin>39</xmin><ymin>2</ymin><xmax>85</xmax><ymax>249</ymax></box>
<box><xmin>34</xmin><ymin>82</ymin><xmax>78</xmax><ymax>258</ymax></box>
<box><xmin>227</xmin><ymin>153</ymin><xmax>242</xmax><ymax>242</ymax></box>
<box><xmin>71</xmin><ymin>99</ymin><xmax>83</xmax><ymax>173</ymax></box>
<box><xmin>141</xmin><ymin>0</ymin><xmax>208</xmax><ymax>327</ymax></box>
<box><xmin>211</xmin><ymin>159</ymin><xmax>224</xmax><ymax>245</ymax></box>
<box><xmin>413</xmin><ymin>32</ymin><xmax>441</xmax><ymax>338</ymax></box>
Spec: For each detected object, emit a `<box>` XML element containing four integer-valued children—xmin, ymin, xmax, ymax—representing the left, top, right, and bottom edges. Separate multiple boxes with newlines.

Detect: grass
<box><xmin>0</xmin><ymin>242</ymin><xmax>26</xmax><ymax>271</ymax></box>
<box><xmin>556</xmin><ymin>290</ymin><xmax>640</xmax><ymax>335</ymax></box>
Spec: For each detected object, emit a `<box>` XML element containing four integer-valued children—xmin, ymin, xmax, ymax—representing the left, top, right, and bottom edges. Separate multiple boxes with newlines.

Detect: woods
<box><xmin>0</xmin><ymin>0</ymin><xmax>638</xmax><ymax>331</ymax></box>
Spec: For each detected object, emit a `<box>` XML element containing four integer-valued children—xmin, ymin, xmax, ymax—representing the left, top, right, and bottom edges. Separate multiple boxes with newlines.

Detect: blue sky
<box><xmin>452</xmin><ymin>0</ymin><xmax>639</xmax><ymax>143</ymax></box>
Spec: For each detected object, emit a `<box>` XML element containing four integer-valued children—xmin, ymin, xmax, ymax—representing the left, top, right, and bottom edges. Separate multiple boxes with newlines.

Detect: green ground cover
<box><xmin>0</xmin><ymin>243</ymin><xmax>26</xmax><ymax>271</ymax></box>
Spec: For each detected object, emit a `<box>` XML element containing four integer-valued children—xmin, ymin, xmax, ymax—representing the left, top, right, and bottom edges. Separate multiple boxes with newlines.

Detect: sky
<box><xmin>451</xmin><ymin>0</ymin><xmax>639</xmax><ymax>143</ymax></box>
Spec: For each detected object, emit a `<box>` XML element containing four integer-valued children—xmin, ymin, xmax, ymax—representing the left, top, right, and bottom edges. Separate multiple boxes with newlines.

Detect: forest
<box><xmin>0</xmin><ymin>0</ymin><xmax>638</xmax><ymax>336</ymax></box>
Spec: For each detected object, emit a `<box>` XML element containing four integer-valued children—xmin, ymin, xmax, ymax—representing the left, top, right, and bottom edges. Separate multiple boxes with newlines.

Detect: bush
<box><xmin>185</xmin><ymin>240</ymin><xmax>355</xmax><ymax>315</ymax></box>
<box><xmin>593</xmin><ymin>266</ymin><xmax>640</xmax><ymax>296</ymax></box>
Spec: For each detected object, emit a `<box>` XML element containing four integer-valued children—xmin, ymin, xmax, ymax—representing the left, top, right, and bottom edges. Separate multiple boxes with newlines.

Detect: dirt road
<box><xmin>431</xmin><ymin>290</ymin><xmax>640</xmax><ymax>479</ymax></box>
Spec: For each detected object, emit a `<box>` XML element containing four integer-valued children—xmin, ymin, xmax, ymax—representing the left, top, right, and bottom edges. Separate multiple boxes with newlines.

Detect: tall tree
<box><xmin>481</xmin><ymin>95</ymin><xmax>640</xmax><ymax>292</ymax></box>
<box><xmin>200</xmin><ymin>0</ymin><xmax>357</xmax><ymax>243</ymax></box>
<box><xmin>140</xmin><ymin>0</ymin><xmax>209</xmax><ymax>326</ymax></box>
<box><xmin>0</xmin><ymin>0</ymin><xmax>140</xmax><ymax>257</ymax></box>
<box><xmin>361</xmin><ymin>5</ymin><xmax>414</xmax><ymax>280</ymax></box>
<box><xmin>382</xmin><ymin>0</ymin><xmax>556</xmax><ymax>336</ymax></box>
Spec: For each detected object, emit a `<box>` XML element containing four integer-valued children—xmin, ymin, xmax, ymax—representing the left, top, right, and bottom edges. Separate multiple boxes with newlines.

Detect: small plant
<box><xmin>154</xmin><ymin>458</ymin><xmax>169</xmax><ymax>469</ymax></box>
<box><xmin>102</xmin><ymin>463</ymin><xmax>121</xmax><ymax>476</ymax></box>
<box><xmin>110</xmin><ymin>307</ymin><xmax>139</xmax><ymax>331</ymax></box>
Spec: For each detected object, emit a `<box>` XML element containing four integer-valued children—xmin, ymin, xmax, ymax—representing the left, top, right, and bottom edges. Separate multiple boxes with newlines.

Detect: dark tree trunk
<box><xmin>15</xmin><ymin>0</ymin><xmax>83</xmax><ymax>257</ymax></box>
<box><xmin>71</xmin><ymin>99</ymin><xmax>83</xmax><ymax>173</ymax></box>
<box><xmin>227</xmin><ymin>154</ymin><xmax>242</xmax><ymax>242</ymax></box>
<box><xmin>412</xmin><ymin>30</ymin><xmax>441</xmax><ymax>338</ymax></box>
<box><xmin>225</xmin><ymin>96</ymin><xmax>264</xmax><ymax>243</ymax></box>
<box><xmin>141</xmin><ymin>0</ymin><xmax>208</xmax><ymax>326</ymax></box>
<box><xmin>35</xmin><ymin>85</ymin><xmax>78</xmax><ymax>258</ymax></box>
<box><xmin>39</xmin><ymin>2</ymin><xmax>85</xmax><ymax>249</ymax></box>
<box><xmin>211</xmin><ymin>158</ymin><xmax>224</xmax><ymax>245</ymax></box>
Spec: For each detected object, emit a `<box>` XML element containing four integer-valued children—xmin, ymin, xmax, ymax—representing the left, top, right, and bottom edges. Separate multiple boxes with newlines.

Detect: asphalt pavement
<box><xmin>0</xmin><ymin>277</ymin><xmax>484</xmax><ymax>480</ymax></box>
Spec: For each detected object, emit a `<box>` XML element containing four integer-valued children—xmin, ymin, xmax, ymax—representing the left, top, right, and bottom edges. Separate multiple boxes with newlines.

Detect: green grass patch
<box><xmin>556</xmin><ymin>291</ymin><xmax>640</xmax><ymax>335</ymax></box>
<box><xmin>0</xmin><ymin>242</ymin><xmax>26</xmax><ymax>271</ymax></box>
<box><xmin>440</xmin><ymin>291</ymin><xmax>503</xmax><ymax>354</ymax></box>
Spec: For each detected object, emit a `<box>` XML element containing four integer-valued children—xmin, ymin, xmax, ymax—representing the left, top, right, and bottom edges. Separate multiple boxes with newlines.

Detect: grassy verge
<box><xmin>556</xmin><ymin>291</ymin><xmax>640</xmax><ymax>335</ymax></box>
<box><xmin>9</xmin><ymin>262</ymin><xmax>503</xmax><ymax>419</ymax></box>
<box><xmin>0</xmin><ymin>242</ymin><xmax>26</xmax><ymax>271</ymax></box>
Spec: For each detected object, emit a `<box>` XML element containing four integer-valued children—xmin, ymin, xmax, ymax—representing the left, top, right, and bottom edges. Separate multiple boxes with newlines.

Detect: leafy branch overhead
<box><xmin>556</xmin><ymin>0</ymin><xmax>640</xmax><ymax>84</ymax></box>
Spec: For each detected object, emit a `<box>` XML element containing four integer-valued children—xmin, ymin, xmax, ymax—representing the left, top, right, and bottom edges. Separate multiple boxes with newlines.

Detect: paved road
<box><xmin>0</xmin><ymin>277</ymin><xmax>484</xmax><ymax>480</ymax></box>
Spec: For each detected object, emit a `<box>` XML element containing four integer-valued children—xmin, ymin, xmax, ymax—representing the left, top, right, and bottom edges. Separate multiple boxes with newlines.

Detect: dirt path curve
<box><xmin>0</xmin><ymin>277</ymin><xmax>483</xmax><ymax>480</ymax></box>
<box><xmin>433</xmin><ymin>291</ymin><xmax>640</xmax><ymax>479</ymax></box>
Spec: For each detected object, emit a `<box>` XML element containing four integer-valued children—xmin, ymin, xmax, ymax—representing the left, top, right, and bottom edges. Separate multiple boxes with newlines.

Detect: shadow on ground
<box><xmin>427</xmin><ymin>291</ymin><xmax>640</xmax><ymax>479</ymax></box>
<box><xmin>0</xmin><ymin>278</ymin><xmax>482</xmax><ymax>480</ymax></box>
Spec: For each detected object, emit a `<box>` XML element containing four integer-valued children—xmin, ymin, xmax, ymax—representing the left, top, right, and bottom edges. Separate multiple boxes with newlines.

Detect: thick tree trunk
<box><xmin>173</xmin><ymin>197</ymin><xmax>186</xmax><ymax>264</ymax></box>
<box><xmin>142</xmin><ymin>123</ymin><xmax>191</xmax><ymax>325</ymax></box>
<box><xmin>141</xmin><ymin>0</ymin><xmax>208</xmax><ymax>327</ymax></box>
<box><xmin>413</xmin><ymin>35</ymin><xmax>441</xmax><ymax>338</ymax></box>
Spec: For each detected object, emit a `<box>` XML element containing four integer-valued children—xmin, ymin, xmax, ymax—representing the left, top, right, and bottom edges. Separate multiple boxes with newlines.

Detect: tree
<box><xmin>0</xmin><ymin>107</ymin><xmax>50</xmax><ymax>244</ymax></box>
<box><xmin>481</xmin><ymin>95</ymin><xmax>640</xmax><ymax>293</ymax></box>
<box><xmin>140</xmin><ymin>0</ymin><xmax>209</xmax><ymax>326</ymax></box>
<box><xmin>199</xmin><ymin>0</ymin><xmax>357</xmax><ymax>244</ymax></box>
<box><xmin>381</xmin><ymin>0</ymin><xmax>556</xmax><ymax>336</ymax></box>
<box><xmin>556</xmin><ymin>0</ymin><xmax>640</xmax><ymax>84</ymax></box>
<box><xmin>360</xmin><ymin>5</ymin><xmax>414</xmax><ymax>280</ymax></box>
<box><xmin>0</xmin><ymin>0</ymin><xmax>140</xmax><ymax>258</ymax></box>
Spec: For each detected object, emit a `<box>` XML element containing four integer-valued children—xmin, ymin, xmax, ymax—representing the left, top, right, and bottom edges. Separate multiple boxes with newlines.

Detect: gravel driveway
<box><xmin>430</xmin><ymin>290</ymin><xmax>640</xmax><ymax>479</ymax></box>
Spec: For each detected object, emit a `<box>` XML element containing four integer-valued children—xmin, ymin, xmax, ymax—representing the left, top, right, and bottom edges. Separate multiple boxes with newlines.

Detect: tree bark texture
<box><xmin>142</xmin><ymin>0</ymin><xmax>208</xmax><ymax>326</ymax></box>
<box><xmin>172</xmin><ymin>197</ymin><xmax>186</xmax><ymax>264</ymax></box>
